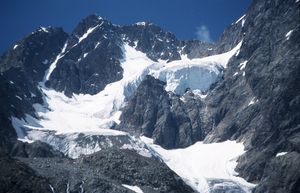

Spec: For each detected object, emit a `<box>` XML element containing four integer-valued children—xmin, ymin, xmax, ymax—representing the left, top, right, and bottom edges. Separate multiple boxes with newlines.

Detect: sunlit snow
<box><xmin>12</xmin><ymin>41</ymin><xmax>242</xmax><ymax>157</ymax></box>
<box><xmin>141</xmin><ymin>136</ymin><xmax>255</xmax><ymax>193</ymax></box>
<box><xmin>122</xmin><ymin>184</ymin><xmax>144</xmax><ymax>193</ymax></box>
<box><xmin>44</xmin><ymin>42</ymin><xmax>68</xmax><ymax>81</ymax></box>
<box><xmin>239</xmin><ymin>60</ymin><xmax>248</xmax><ymax>70</ymax></box>
<box><xmin>285</xmin><ymin>30</ymin><xmax>294</xmax><ymax>40</ymax></box>
<box><xmin>135</xmin><ymin>22</ymin><xmax>146</xmax><ymax>26</ymax></box>
<box><xmin>78</xmin><ymin>24</ymin><xmax>101</xmax><ymax>44</ymax></box>
<box><xmin>235</xmin><ymin>15</ymin><xmax>246</xmax><ymax>24</ymax></box>
<box><xmin>276</xmin><ymin>152</ymin><xmax>288</xmax><ymax>157</ymax></box>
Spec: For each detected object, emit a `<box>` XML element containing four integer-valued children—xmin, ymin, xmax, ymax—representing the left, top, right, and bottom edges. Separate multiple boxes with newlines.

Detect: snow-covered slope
<box><xmin>11</xmin><ymin>41</ymin><xmax>241</xmax><ymax>158</ymax></box>
<box><xmin>141</xmin><ymin>136</ymin><xmax>255</xmax><ymax>193</ymax></box>
<box><xmin>8</xmin><ymin>39</ymin><xmax>255</xmax><ymax>191</ymax></box>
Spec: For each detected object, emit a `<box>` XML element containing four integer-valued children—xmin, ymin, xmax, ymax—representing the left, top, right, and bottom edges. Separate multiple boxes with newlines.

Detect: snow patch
<box><xmin>95</xmin><ymin>42</ymin><xmax>100</xmax><ymax>49</ymax></box>
<box><xmin>141</xmin><ymin>136</ymin><xmax>255</xmax><ymax>193</ymax></box>
<box><xmin>235</xmin><ymin>15</ymin><xmax>246</xmax><ymax>24</ymax></box>
<box><xmin>83</xmin><ymin>53</ymin><xmax>88</xmax><ymax>58</ymax></box>
<box><xmin>78</xmin><ymin>24</ymin><xmax>100</xmax><ymax>44</ymax></box>
<box><xmin>122</xmin><ymin>184</ymin><xmax>144</xmax><ymax>193</ymax></box>
<box><xmin>39</xmin><ymin>27</ymin><xmax>49</xmax><ymax>33</ymax></box>
<box><xmin>242</xmin><ymin>19</ymin><xmax>246</xmax><ymax>27</ymax></box>
<box><xmin>13</xmin><ymin>44</ymin><xmax>18</xmax><ymax>50</ymax></box>
<box><xmin>233</xmin><ymin>72</ymin><xmax>239</xmax><ymax>76</ymax></box>
<box><xmin>248</xmin><ymin>97</ymin><xmax>258</xmax><ymax>106</ymax></box>
<box><xmin>44</xmin><ymin>42</ymin><xmax>68</xmax><ymax>81</ymax></box>
<box><xmin>285</xmin><ymin>30</ymin><xmax>294</xmax><ymax>40</ymax></box>
<box><xmin>136</xmin><ymin>22</ymin><xmax>146</xmax><ymax>26</ymax></box>
<box><xmin>15</xmin><ymin>95</ymin><xmax>22</xmax><ymax>100</ymax></box>
<box><xmin>276</xmin><ymin>152</ymin><xmax>288</xmax><ymax>157</ymax></box>
<box><xmin>239</xmin><ymin>60</ymin><xmax>248</xmax><ymax>70</ymax></box>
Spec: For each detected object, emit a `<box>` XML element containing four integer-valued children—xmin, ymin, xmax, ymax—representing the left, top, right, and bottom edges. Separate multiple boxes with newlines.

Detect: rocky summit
<box><xmin>0</xmin><ymin>0</ymin><xmax>299</xmax><ymax>193</ymax></box>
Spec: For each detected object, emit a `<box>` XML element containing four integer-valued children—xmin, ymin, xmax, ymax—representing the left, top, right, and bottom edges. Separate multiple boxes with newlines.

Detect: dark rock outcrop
<box><xmin>0</xmin><ymin>0</ymin><xmax>299</xmax><ymax>192</ymax></box>
<box><xmin>0</xmin><ymin>27</ymin><xmax>68</xmax><ymax>152</ymax></box>
<box><xmin>10</xmin><ymin>141</ymin><xmax>65</xmax><ymax>158</ymax></box>
<box><xmin>46</xmin><ymin>15</ymin><xmax>124</xmax><ymax>96</ymax></box>
<box><xmin>118</xmin><ymin>75</ymin><xmax>205</xmax><ymax>149</ymax></box>
<box><xmin>253</xmin><ymin>152</ymin><xmax>300</xmax><ymax>193</ymax></box>
<box><xmin>46</xmin><ymin>15</ymin><xmax>216</xmax><ymax>96</ymax></box>
<box><xmin>0</xmin><ymin>151</ymin><xmax>52</xmax><ymax>193</ymax></box>
<box><xmin>200</xmin><ymin>0</ymin><xmax>300</xmax><ymax>192</ymax></box>
<box><xmin>118</xmin><ymin>0</ymin><xmax>300</xmax><ymax>192</ymax></box>
<box><xmin>19</xmin><ymin>149</ymin><xmax>195</xmax><ymax>193</ymax></box>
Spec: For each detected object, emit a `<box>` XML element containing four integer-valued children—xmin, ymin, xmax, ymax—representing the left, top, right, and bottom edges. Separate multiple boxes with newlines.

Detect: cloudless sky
<box><xmin>0</xmin><ymin>0</ymin><xmax>252</xmax><ymax>54</ymax></box>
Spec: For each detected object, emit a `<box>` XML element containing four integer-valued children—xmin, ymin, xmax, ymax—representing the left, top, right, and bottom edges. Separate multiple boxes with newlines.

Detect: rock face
<box><xmin>46</xmin><ymin>15</ymin><xmax>124</xmax><ymax>97</ymax></box>
<box><xmin>0</xmin><ymin>0</ymin><xmax>299</xmax><ymax>192</ymax></box>
<box><xmin>201</xmin><ymin>0</ymin><xmax>300</xmax><ymax>192</ymax></box>
<box><xmin>10</xmin><ymin>141</ymin><xmax>65</xmax><ymax>158</ymax></box>
<box><xmin>45</xmin><ymin>15</ymin><xmax>215</xmax><ymax>96</ymax></box>
<box><xmin>0</xmin><ymin>151</ymin><xmax>52</xmax><ymax>193</ymax></box>
<box><xmin>18</xmin><ymin>149</ymin><xmax>195</xmax><ymax>193</ymax></box>
<box><xmin>118</xmin><ymin>0</ymin><xmax>300</xmax><ymax>192</ymax></box>
<box><xmin>0</xmin><ymin>27</ymin><xmax>68</xmax><ymax>152</ymax></box>
<box><xmin>118</xmin><ymin>75</ymin><xmax>205</xmax><ymax>149</ymax></box>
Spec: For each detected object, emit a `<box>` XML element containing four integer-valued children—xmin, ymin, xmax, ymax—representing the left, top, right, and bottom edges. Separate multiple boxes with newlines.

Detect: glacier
<box><xmin>10</xmin><ymin>40</ymin><xmax>254</xmax><ymax>192</ymax></box>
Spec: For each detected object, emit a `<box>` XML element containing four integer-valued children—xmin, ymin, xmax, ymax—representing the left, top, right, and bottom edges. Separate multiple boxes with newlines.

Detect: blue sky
<box><xmin>0</xmin><ymin>0</ymin><xmax>251</xmax><ymax>54</ymax></box>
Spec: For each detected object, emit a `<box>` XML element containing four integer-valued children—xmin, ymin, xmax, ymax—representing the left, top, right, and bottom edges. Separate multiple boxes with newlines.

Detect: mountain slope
<box><xmin>0</xmin><ymin>0</ymin><xmax>299</xmax><ymax>192</ymax></box>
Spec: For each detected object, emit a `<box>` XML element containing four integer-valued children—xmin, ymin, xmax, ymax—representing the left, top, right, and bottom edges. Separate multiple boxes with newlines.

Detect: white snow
<box><xmin>44</xmin><ymin>42</ymin><xmax>68</xmax><ymax>81</ymax></box>
<box><xmin>121</xmin><ymin>136</ymin><xmax>153</xmax><ymax>158</ymax></box>
<box><xmin>141</xmin><ymin>136</ymin><xmax>255</xmax><ymax>193</ymax></box>
<box><xmin>136</xmin><ymin>22</ymin><xmax>146</xmax><ymax>26</ymax></box>
<box><xmin>285</xmin><ymin>30</ymin><xmax>294</xmax><ymax>40</ymax></box>
<box><xmin>122</xmin><ymin>184</ymin><xmax>144</xmax><ymax>193</ymax></box>
<box><xmin>248</xmin><ymin>98</ymin><xmax>255</xmax><ymax>106</ymax></box>
<box><xmin>239</xmin><ymin>60</ymin><xmax>248</xmax><ymax>70</ymax></box>
<box><xmin>83</xmin><ymin>53</ymin><xmax>88</xmax><ymax>58</ymax></box>
<box><xmin>13</xmin><ymin>41</ymin><xmax>241</xmax><ymax>137</ymax></box>
<box><xmin>78</xmin><ymin>25</ymin><xmax>100</xmax><ymax>44</ymax></box>
<box><xmin>242</xmin><ymin>19</ymin><xmax>246</xmax><ymax>27</ymax></box>
<box><xmin>235</xmin><ymin>15</ymin><xmax>246</xmax><ymax>24</ymax></box>
<box><xmin>12</xmin><ymin>41</ymin><xmax>243</xmax><ymax>158</ymax></box>
<box><xmin>233</xmin><ymin>72</ymin><xmax>239</xmax><ymax>76</ymax></box>
<box><xmin>150</xmin><ymin>41</ymin><xmax>242</xmax><ymax>95</ymax></box>
<box><xmin>39</xmin><ymin>27</ymin><xmax>49</xmax><ymax>33</ymax></box>
<box><xmin>296</xmin><ymin>0</ymin><xmax>299</xmax><ymax>3</ymax></box>
<box><xmin>276</xmin><ymin>152</ymin><xmax>288</xmax><ymax>157</ymax></box>
<box><xmin>49</xmin><ymin>185</ymin><xmax>55</xmax><ymax>193</ymax></box>
<box><xmin>13</xmin><ymin>44</ymin><xmax>18</xmax><ymax>50</ymax></box>
<box><xmin>13</xmin><ymin>43</ymin><xmax>154</xmax><ymax>138</ymax></box>
<box><xmin>15</xmin><ymin>95</ymin><xmax>22</xmax><ymax>100</ymax></box>
<box><xmin>9</xmin><ymin>81</ymin><xmax>14</xmax><ymax>84</ymax></box>
<box><xmin>95</xmin><ymin>42</ymin><xmax>100</xmax><ymax>49</ymax></box>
